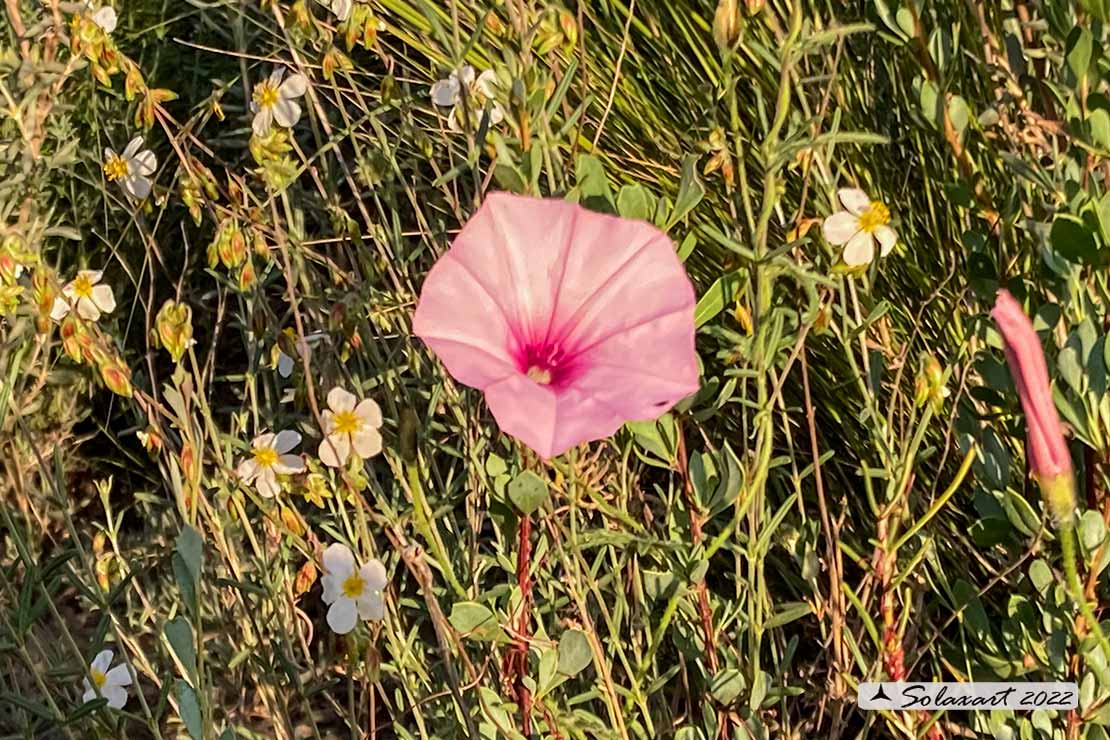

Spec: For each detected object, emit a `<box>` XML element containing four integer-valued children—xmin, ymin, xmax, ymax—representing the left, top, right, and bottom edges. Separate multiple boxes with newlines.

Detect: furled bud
<box><xmin>98</xmin><ymin>354</ymin><xmax>134</xmax><ymax>397</ymax></box>
<box><xmin>713</xmin><ymin>0</ymin><xmax>743</xmax><ymax>51</ymax></box>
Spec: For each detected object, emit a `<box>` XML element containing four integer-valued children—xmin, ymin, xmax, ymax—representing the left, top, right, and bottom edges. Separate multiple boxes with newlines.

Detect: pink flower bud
<box><xmin>991</xmin><ymin>289</ymin><xmax>1073</xmax><ymax>485</ymax></box>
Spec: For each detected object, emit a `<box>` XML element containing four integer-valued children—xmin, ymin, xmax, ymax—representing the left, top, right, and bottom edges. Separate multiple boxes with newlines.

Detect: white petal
<box><xmin>475</xmin><ymin>70</ymin><xmax>497</xmax><ymax>98</ymax></box>
<box><xmin>272</xmin><ymin>98</ymin><xmax>301</xmax><ymax>128</ymax></box>
<box><xmin>875</xmin><ymin>225</ymin><xmax>898</xmax><ymax>256</ymax></box>
<box><xmin>50</xmin><ymin>297</ymin><xmax>71</xmax><ymax>321</ymax></box>
<box><xmin>82</xmin><ymin>687</ymin><xmax>97</xmax><ymax>704</ymax></box>
<box><xmin>76</xmin><ymin>297</ymin><xmax>101</xmax><ymax>322</ymax></box>
<box><xmin>350</xmin><ymin>427</ymin><xmax>381</xmax><ymax>459</ymax></box>
<box><xmin>252</xmin><ymin>109</ymin><xmax>274</xmax><ymax>136</ymax></box>
<box><xmin>354</xmin><ymin>399</ymin><xmax>382</xmax><ymax>428</ymax></box>
<box><xmin>838</xmin><ymin>188</ymin><xmax>871</xmax><ymax>215</ymax></box>
<box><xmin>331</xmin><ymin>0</ymin><xmax>352</xmax><ymax>20</ymax></box>
<box><xmin>91</xmin><ymin>284</ymin><xmax>116</xmax><ymax>315</ymax></box>
<box><xmin>91</xmin><ymin>6</ymin><xmax>117</xmax><ymax>33</ymax></box>
<box><xmin>236</xmin><ymin>458</ymin><xmax>259</xmax><ymax>482</ymax></box>
<box><xmin>489</xmin><ymin>103</ymin><xmax>505</xmax><ymax>125</ymax></box>
<box><xmin>103</xmin><ymin>685</ymin><xmax>128</xmax><ymax>709</ymax></box>
<box><xmin>361</xmin><ymin>559</ymin><xmax>387</xmax><ymax>590</ymax></box>
<box><xmin>273</xmin><ymin>454</ymin><xmax>305</xmax><ymax>474</ymax></box>
<box><xmin>456</xmin><ymin>65</ymin><xmax>475</xmax><ymax>87</ymax></box>
<box><xmin>251</xmin><ymin>432</ymin><xmax>274</xmax><ymax>450</ymax></box>
<box><xmin>268</xmin><ymin>68</ymin><xmax>285</xmax><ymax>87</ymax></box>
<box><xmin>321</xmin><ymin>573</ymin><xmax>341</xmax><ymax>604</ymax></box>
<box><xmin>327</xmin><ymin>598</ymin><xmax>358</xmax><ymax>634</ymax></box>
<box><xmin>326</xmin><ymin>387</ymin><xmax>357</xmax><ymax>413</ymax></box>
<box><xmin>277</xmin><ymin>352</ymin><xmax>294</xmax><ymax>378</ymax></box>
<box><xmin>131</xmin><ymin>149</ymin><xmax>156</xmax><ymax>177</ymax></box>
<box><xmin>280</xmin><ymin>73</ymin><xmax>309</xmax><ymax>99</ymax></box>
<box><xmin>103</xmin><ymin>147</ymin><xmax>116</xmax><ymax>161</ymax></box>
<box><xmin>78</xmin><ymin>269</ymin><xmax>103</xmax><ymax>284</ymax></box>
<box><xmin>821</xmin><ymin>211</ymin><xmax>859</xmax><ymax>245</ymax></box>
<box><xmin>91</xmin><ymin>650</ymin><xmax>113</xmax><ymax>673</ymax></box>
<box><xmin>321</xmin><ymin>410</ymin><xmax>337</xmax><ymax>435</ymax></box>
<box><xmin>122</xmin><ymin>175</ymin><xmax>151</xmax><ymax>200</ymax></box>
<box><xmin>430</xmin><ymin>79</ymin><xmax>460</xmax><ymax>107</ymax></box>
<box><xmin>357</xmin><ymin>594</ymin><xmax>385</xmax><ymax>622</ymax></box>
<box><xmin>323</xmin><ymin>543</ymin><xmax>355</xmax><ymax>577</ymax></box>
<box><xmin>318</xmin><ymin>433</ymin><xmax>350</xmax><ymax>468</ymax></box>
<box><xmin>272</xmin><ymin>430</ymin><xmax>301</xmax><ymax>454</ymax></box>
<box><xmin>842</xmin><ymin>230</ymin><xmax>876</xmax><ymax>266</ymax></box>
<box><xmin>104</xmin><ymin>664</ymin><xmax>132</xmax><ymax>688</ymax></box>
<box><xmin>122</xmin><ymin>137</ymin><xmax>144</xmax><ymax>159</ymax></box>
<box><xmin>255</xmin><ymin>468</ymin><xmax>279</xmax><ymax>498</ymax></box>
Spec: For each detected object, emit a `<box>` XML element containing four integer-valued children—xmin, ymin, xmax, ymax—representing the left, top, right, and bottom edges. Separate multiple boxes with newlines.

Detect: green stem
<box><xmin>1060</xmin><ymin>521</ymin><xmax>1110</xmax><ymax>674</ymax></box>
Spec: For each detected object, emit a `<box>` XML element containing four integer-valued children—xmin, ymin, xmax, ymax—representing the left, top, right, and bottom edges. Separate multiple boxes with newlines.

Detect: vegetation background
<box><xmin>4</xmin><ymin>0</ymin><xmax>1110</xmax><ymax>738</ymax></box>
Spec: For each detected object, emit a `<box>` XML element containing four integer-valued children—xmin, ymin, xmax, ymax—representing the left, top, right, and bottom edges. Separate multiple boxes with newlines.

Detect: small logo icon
<box><xmin>870</xmin><ymin>685</ymin><xmax>891</xmax><ymax>702</ymax></box>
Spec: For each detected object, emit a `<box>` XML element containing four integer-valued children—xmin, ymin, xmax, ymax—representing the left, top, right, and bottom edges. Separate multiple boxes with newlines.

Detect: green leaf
<box><xmin>948</xmin><ymin>95</ymin><xmax>970</xmax><ymax>141</ymax></box>
<box><xmin>1028</xmin><ymin>559</ymin><xmax>1054</xmax><ymax>595</ymax></box>
<box><xmin>507</xmin><ymin>471</ymin><xmax>549</xmax><ymax>515</ymax></box>
<box><xmin>1091</xmin><ymin>109</ymin><xmax>1110</xmax><ymax>149</ymax></box>
<box><xmin>165</xmin><ymin>617</ymin><xmax>196</xmax><ymax>679</ymax></box>
<box><xmin>1067</xmin><ymin>26</ymin><xmax>1094</xmax><ymax>82</ymax></box>
<box><xmin>175</xmin><ymin>679</ymin><xmax>203</xmax><ymax>740</ymax></box>
<box><xmin>174</xmin><ymin>525</ymin><xmax>204</xmax><ymax>610</ymax></box>
<box><xmin>694</xmin><ymin>271</ymin><xmax>743</xmax><ymax>328</ymax></box>
<box><xmin>667</xmin><ymin>154</ymin><xmax>705</xmax><ymax>228</ymax></box>
<box><xmin>1081</xmin><ymin>509</ymin><xmax>1106</xmax><ymax>554</ymax></box>
<box><xmin>709</xmin><ymin>668</ymin><xmax>746</xmax><ymax>705</ymax></box>
<box><xmin>1050</xmin><ymin>213</ymin><xmax>1099</xmax><ymax>264</ymax></box>
<box><xmin>574</xmin><ymin>154</ymin><xmax>613</xmax><ymax>211</ymax></box>
<box><xmin>918</xmin><ymin>79</ymin><xmax>940</xmax><ymax>128</ymax></box>
<box><xmin>448</xmin><ymin>602</ymin><xmax>499</xmax><ymax>641</ymax></box>
<box><xmin>1058</xmin><ymin>339</ymin><xmax>1085</xmax><ymax>394</ymax></box>
<box><xmin>556</xmin><ymin>629</ymin><xmax>592</xmax><ymax>676</ymax></box>
<box><xmin>617</xmin><ymin>184</ymin><xmax>654</xmax><ymax>222</ymax></box>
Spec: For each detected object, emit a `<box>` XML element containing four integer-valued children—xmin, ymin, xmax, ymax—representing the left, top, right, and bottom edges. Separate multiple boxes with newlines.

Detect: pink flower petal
<box><xmin>415</xmin><ymin>193</ymin><xmax>698</xmax><ymax>458</ymax></box>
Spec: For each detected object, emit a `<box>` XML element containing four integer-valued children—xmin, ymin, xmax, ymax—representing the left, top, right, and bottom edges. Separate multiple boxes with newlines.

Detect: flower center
<box><xmin>527</xmin><ymin>366</ymin><xmax>552</xmax><ymax>384</ymax></box>
<box><xmin>333</xmin><ymin>410</ymin><xmax>362</xmax><ymax>435</ymax></box>
<box><xmin>91</xmin><ymin>669</ymin><xmax>107</xmax><ymax>688</ymax></box>
<box><xmin>342</xmin><ymin>573</ymin><xmax>365</xmax><ymax>598</ymax></box>
<box><xmin>103</xmin><ymin>155</ymin><xmax>129</xmax><ymax>182</ymax></box>
<box><xmin>519</xmin><ymin>341</ymin><xmax>575</xmax><ymax>388</ymax></box>
<box><xmin>72</xmin><ymin>275</ymin><xmax>95</xmax><ymax>299</ymax></box>
<box><xmin>253</xmin><ymin>447</ymin><xmax>278</xmax><ymax>467</ymax></box>
<box><xmin>858</xmin><ymin>201</ymin><xmax>890</xmax><ymax>233</ymax></box>
<box><xmin>253</xmin><ymin>82</ymin><xmax>280</xmax><ymax>110</ymax></box>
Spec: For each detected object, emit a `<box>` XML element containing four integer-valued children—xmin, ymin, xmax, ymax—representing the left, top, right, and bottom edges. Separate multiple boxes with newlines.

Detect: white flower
<box><xmin>103</xmin><ymin>137</ymin><xmax>156</xmax><ymax>200</ymax></box>
<box><xmin>236</xmin><ymin>430</ymin><xmax>305</xmax><ymax>498</ymax></box>
<box><xmin>82</xmin><ymin>649</ymin><xmax>131</xmax><ymax>709</ymax></box>
<box><xmin>318</xmin><ymin>0</ymin><xmax>351</xmax><ymax>21</ymax></box>
<box><xmin>89</xmin><ymin>5</ymin><xmax>117</xmax><ymax>33</ymax></box>
<box><xmin>50</xmin><ymin>270</ymin><xmax>116</xmax><ymax>322</ymax></box>
<box><xmin>431</xmin><ymin>66</ymin><xmax>504</xmax><ymax>132</ymax></box>
<box><xmin>822</xmin><ymin>188</ymin><xmax>898</xmax><ymax>267</ymax></box>
<box><xmin>272</xmin><ymin>330</ymin><xmax>326</xmax><ymax>378</ymax></box>
<box><xmin>251</xmin><ymin>69</ymin><xmax>309</xmax><ymax>136</ymax></box>
<box><xmin>321</xmin><ymin>543</ymin><xmax>387</xmax><ymax>634</ymax></box>
<box><xmin>318</xmin><ymin>387</ymin><xmax>383</xmax><ymax>467</ymax></box>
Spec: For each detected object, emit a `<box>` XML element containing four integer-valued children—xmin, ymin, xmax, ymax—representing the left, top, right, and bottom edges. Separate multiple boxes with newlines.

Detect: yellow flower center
<box><xmin>253</xmin><ymin>446</ymin><xmax>278</xmax><ymax>467</ymax></box>
<box><xmin>71</xmin><ymin>274</ymin><xmax>95</xmax><ymax>299</ymax></box>
<box><xmin>91</xmin><ymin>669</ymin><xmax>107</xmax><ymax>688</ymax></box>
<box><xmin>857</xmin><ymin>201</ymin><xmax>890</xmax><ymax>234</ymax></box>
<box><xmin>527</xmin><ymin>366</ymin><xmax>552</xmax><ymax>385</ymax></box>
<box><xmin>103</xmin><ymin>154</ymin><xmax>129</xmax><ymax>182</ymax></box>
<box><xmin>342</xmin><ymin>573</ymin><xmax>365</xmax><ymax>598</ymax></box>
<box><xmin>332</xmin><ymin>410</ymin><xmax>362</xmax><ymax>435</ymax></box>
<box><xmin>253</xmin><ymin>82</ymin><xmax>280</xmax><ymax>110</ymax></box>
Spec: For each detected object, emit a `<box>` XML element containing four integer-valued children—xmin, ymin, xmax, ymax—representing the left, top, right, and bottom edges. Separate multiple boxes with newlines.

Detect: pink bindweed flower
<box><xmin>991</xmin><ymin>290</ymin><xmax>1073</xmax><ymax>481</ymax></box>
<box><xmin>413</xmin><ymin>192</ymin><xmax>699</xmax><ymax>459</ymax></box>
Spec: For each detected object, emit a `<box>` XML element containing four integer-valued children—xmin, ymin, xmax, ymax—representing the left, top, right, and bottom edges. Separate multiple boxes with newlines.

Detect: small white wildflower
<box><xmin>318</xmin><ymin>0</ymin><xmax>352</xmax><ymax>21</ymax></box>
<box><xmin>318</xmin><ymin>387</ymin><xmax>383</xmax><ymax>468</ymax></box>
<box><xmin>321</xmin><ymin>543</ymin><xmax>387</xmax><ymax>634</ymax></box>
<box><xmin>251</xmin><ymin>69</ymin><xmax>309</xmax><ymax>136</ymax></box>
<box><xmin>822</xmin><ymin>188</ymin><xmax>898</xmax><ymax>267</ymax></box>
<box><xmin>431</xmin><ymin>66</ymin><xmax>504</xmax><ymax>132</ymax></box>
<box><xmin>103</xmin><ymin>137</ymin><xmax>156</xmax><ymax>201</ymax></box>
<box><xmin>82</xmin><ymin>649</ymin><xmax>131</xmax><ymax>709</ymax></box>
<box><xmin>90</xmin><ymin>5</ymin><xmax>117</xmax><ymax>33</ymax></box>
<box><xmin>50</xmin><ymin>270</ymin><xmax>116</xmax><ymax>322</ymax></box>
<box><xmin>236</xmin><ymin>430</ymin><xmax>305</xmax><ymax>498</ymax></box>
